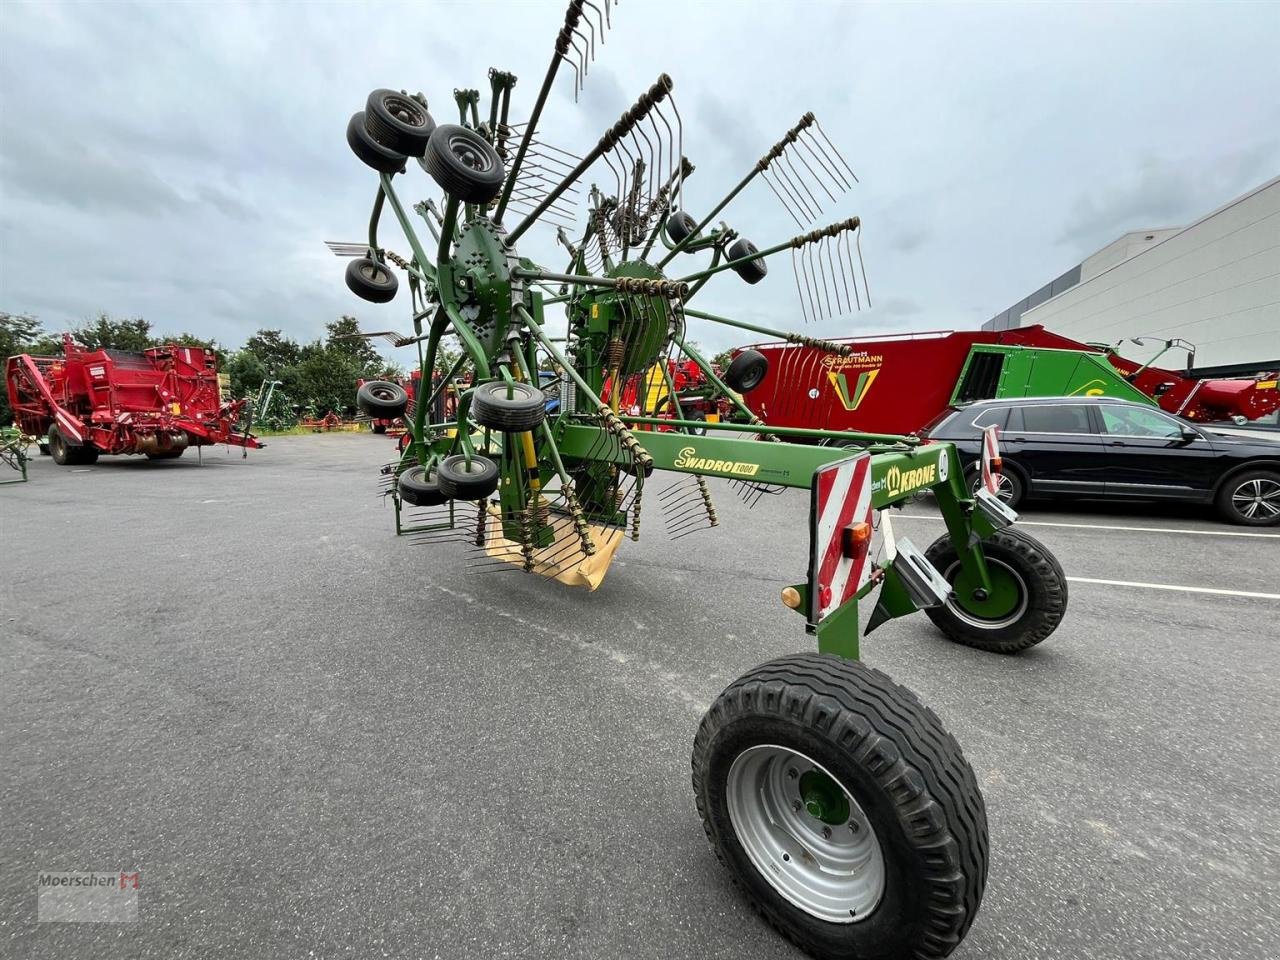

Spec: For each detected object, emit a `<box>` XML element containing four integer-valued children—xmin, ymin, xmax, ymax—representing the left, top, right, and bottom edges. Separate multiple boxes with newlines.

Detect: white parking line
<box><xmin>895</xmin><ymin>514</ymin><xmax>1280</xmax><ymax>539</ymax></box>
<box><xmin>1066</xmin><ymin>577</ymin><xmax>1280</xmax><ymax>601</ymax></box>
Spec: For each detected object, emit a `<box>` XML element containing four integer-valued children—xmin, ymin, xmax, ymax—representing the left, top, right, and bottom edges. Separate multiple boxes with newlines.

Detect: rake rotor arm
<box><xmin>681</xmin><ymin>307</ymin><xmax>855</xmax><ymax>356</ymax></box>
<box><xmin>675</xmin><ymin>336</ymin><xmax>770</xmax><ymax>433</ymax></box>
<box><xmin>494</xmin><ymin>0</ymin><xmax>589</xmax><ymax>223</ymax></box>
<box><xmin>507</xmin><ymin>75</ymin><xmax>676</xmax><ymax>245</ymax></box>
<box><xmin>377</xmin><ymin>174</ymin><xmax>439</xmax><ymax>285</ymax></box>
<box><xmin>658</xmin><ymin>113</ymin><xmax>817</xmax><ymax>268</ymax></box>
<box><xmin>673</xmin><ymin>217</ymin><xmax>861</xmax><ymax>286</ymax></box>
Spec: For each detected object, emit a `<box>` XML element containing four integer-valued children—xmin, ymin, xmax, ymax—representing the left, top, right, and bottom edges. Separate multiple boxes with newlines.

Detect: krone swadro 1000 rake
<box><xmin>329</xmin><ymin>4</ymin><xmax>1068</xmax><ymax>956</ymax></box>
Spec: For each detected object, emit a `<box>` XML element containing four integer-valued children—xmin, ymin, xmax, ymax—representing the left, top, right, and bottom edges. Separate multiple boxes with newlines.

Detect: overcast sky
<box><xmin>2</xmin><ymin>0</ymin><xmax>1277</xmax><ymax>360</ymax></box>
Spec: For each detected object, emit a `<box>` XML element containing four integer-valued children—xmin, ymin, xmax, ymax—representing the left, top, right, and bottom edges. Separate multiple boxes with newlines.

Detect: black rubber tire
<box><xmin>357</xmin><ymin>380</ymin><xmax>409</xmax><ymax>418</ymax></box>
<box><xmin>923</xmin><ymin>528</ymin><xmax>1067</xmax><ymax>653</ymax></box>
<box><xmin>345</xmin><ymin>257</ymin><xmax>399</xmax><ymax>304</ymax></box>
<box><xmin>346</xmin><ymin>111</ymin><xmax>408</xmax><ymax>174</ymax></box>
<box><xmin>364</xmin><ymin>89</ymin><xmax>435</xmax><ymax>157</ymax></box>
<box><xmin>728</xmin><ymin>238</ymin><xmax>768</xmax><ymax>284</ymax></box>
<box><xmin>724</xmin><ymin>349</ymin><xmax>769</xmax><ymax>393</ymax></box>
<box><xmin>76</xmin><ymin>444</ymin><xmax>99</xmax><ymax>465</ymax></box>
<box><xmin>38</xmin><ymin>442</ymin><xmax>50</xmax><ymax>456</ymax></box>
<box><xmin>47</xmin><ymin>426</ymin><xmax>71</xmax><ymax>466</ymax></box>
<box><xmin>1214</xmin><ymin>468</ymin><xmax>1280</xmax><ymax>526</ymax></box>
<box><xmin>421</xmin><ymin>124</ymin><xmax>506</xmax><ymax>204</ymax></box>
<box><xmin>666</xmin><ymin>210</ymin><xmax>698</xmax><ymax>243</ymax></box>
<box><xmin>398</xmin><ymin>464</ymin><xmax>449</xmax><ymax>507</ymax></box>
<box><xmin>471</xmin><ymin>380</ymin><xmax>546</xmax><ymax>432</ymax></box>
<box><xmin>968</xmin><ymin>464</ymin><xmax>1023</xmax><ymax>509</ymax></box>
<box><xmin>371</xmin><ymin>423</ymin><xmax>387</xmax><ymax>435</ymax></box>
<box><xmin>435</xmin><ymin>453</ymin><xmax>500</xmax><ymax>500</ymax></box>
<box><xmin>693</xmin><ymin>652</ymin><xmax>988</xmax><ymax>960</ymax></box>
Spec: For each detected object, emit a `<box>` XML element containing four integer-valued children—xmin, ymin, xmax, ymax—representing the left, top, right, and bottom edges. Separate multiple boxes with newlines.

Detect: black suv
<box><xmin>923</xmin><ymin>396</ymin><xmax>1280</xmax><ymax>526</ymax></box>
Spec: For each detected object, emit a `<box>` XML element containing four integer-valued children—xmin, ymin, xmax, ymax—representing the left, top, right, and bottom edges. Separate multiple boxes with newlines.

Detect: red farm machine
<box><xmin>6</xmin><ymin>334</ymin><xmax>262</xmax><ymax>465</ymax></box>
<box><xmin>726</xmin><ymin>325</ymin><xmax>1280</xmax><ymax>440</ymax></box>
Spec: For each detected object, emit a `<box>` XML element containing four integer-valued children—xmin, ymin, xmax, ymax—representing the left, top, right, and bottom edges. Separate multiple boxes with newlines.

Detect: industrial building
<box><xmin>984</xmin><ymin>176</ymin><xmax>1280</xmax><ymax>383</ymax></box>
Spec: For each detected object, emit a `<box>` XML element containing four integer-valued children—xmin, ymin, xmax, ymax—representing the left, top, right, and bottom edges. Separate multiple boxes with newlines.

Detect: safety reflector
<box><xmin>980</xmin><ymin>425</ymin><xmax>1002</xmax><ymax>495</ymax></box>
<box><xmin>807</xmin><ymin>451</ymin><xmax>873</xmax><ymax>623</ymax></box>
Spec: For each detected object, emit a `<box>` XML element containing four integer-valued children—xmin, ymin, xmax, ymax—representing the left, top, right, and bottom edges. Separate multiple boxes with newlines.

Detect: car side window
<box><xmin>1019</xmin><ymin>404</ymin><xmax>1093</xmax><ymax>434</ymax></box>
<box><xmin>1099</xmin><ymin>405</ymin><xmax>1184</xmax><ymax>439</ymax></box>
<box><xmin>971</xmin><ymin>407</ymin><xmax>1009</xmax><ymax>430</ymax></box>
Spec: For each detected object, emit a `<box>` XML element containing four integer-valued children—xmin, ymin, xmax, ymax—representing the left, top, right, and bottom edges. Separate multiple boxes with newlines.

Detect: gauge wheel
<box><xmin>398</xmin><ymin>465</ymin><xmax>449</xmax><ymax>507</ymax></box>
<box><xmin>471</xmin><ymin>380</ymin><xmax>546</xmax><ymax>432</ymax></box>
<box><xmin>435</xmin><ymin>453</ymin><xmax>500</xmax><ymax>500</ymax></box>
<box><xmin>364</xmin><ymin>89</ymin><xmax>435</xmax><ymax>157</ymax></box>
<box><xmin>723</xmin><ymin>349</ymin><xmax>769</xmax><ymax>393</ymax></box>
<box><xmin>345</xmin><ymin>257</ymin><xmax>399</xmax><ymax>304</ymax></box>
<box><xmin>357</xmin><ymin>380</ymin><xmax>409</xmax><ymax>418</ymax></box>
<box><xmin>421</xmin><ymin>124</ymin><xmax>506</xmax><ymax>204</ymax></box>
<box><xmin>968</xmin><ymin>465</ymin><xmax>1022</xmax><ymax>508</ymax></box>
<box><xmin>693</xmin><ymin>652</ymin><xmax>988</xmax><ymax>960</ymax></box>
<box><xmin>923</xmin><ymin>528</ymin><xmax>1066</xmax><ymax>653</ymax></box>
<box><xmin>346</xmin><ymin>111</ymin><xmax>408</xmax><ymax>174</ymax></box>
<box><xmin>666</xmin><ymin>210</ymin><xmax>699</xmax><ymax>243</ymax></box>
<box><xmin>728</xmin><ymin>238</ymin><xmax>768</xmax><ymax>284</ymax></box>
<box><xmin>1215</xmin><ymin>469</ymin><xmax>1280</xmax><ymax>526</ymax></box>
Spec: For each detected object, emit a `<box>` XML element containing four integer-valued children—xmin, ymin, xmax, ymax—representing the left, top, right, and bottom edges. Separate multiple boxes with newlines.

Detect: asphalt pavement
<box><xmin>2</xmin><ymin>433</ymin><xmax>1278</xmax><ymax>959</ymax></box>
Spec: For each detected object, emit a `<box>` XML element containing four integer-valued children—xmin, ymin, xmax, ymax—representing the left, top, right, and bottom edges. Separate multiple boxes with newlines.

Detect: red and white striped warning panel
<box><xmin>980</xmin><ymin>425</ymin><xmax>1001</xmax><ymax>495</ymax></box>
<box><xmin>808</xmin><ymin>451</ymin><xmax>874</xmax><ymax>623</ymax></box>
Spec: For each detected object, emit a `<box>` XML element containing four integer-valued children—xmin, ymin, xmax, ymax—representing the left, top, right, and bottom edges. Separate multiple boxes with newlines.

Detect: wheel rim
<box><xmin>726</xmin><ymin>744</ymin><xmax>885</xmax><ymax>924</ymax></box>
<box><xmin>972</xmin><ymin>472</ymin><xmax>1015</xmax><ymax>503</ymax></box>
<box><xmin>381</xmin><ymin>93</ymin><xmax>426</xmax><ymax>128</ymax></box>
<box><xmin>942</xmin><ymin>557</ymin><xmax>1028</xmax><ymax>627</ymax></box>
<box><xmin>1231</xmin><ymin>478</ymin><xmax>1280</xmax><ymax>520</ymax></box>
<box><xmin>371</xmin><ymin>386</ymin><xmax>397</xmax><ymax>402</ymax></box>
<box><xmin>449</xmin><ymin>134</ymin><xmax>494</xmax><ymax>173</ymax></box>
<box><xmin>360</xmin><ymin>263</ymin><xmax>389</xmax><ymax>284</ymax></box>
<box><xmin>485</xmin><ymin>381</ymin><xmax>536</xmax><ymax>402</ymax></box>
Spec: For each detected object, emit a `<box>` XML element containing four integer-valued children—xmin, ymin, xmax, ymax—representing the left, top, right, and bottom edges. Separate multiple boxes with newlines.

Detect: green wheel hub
<box><xmin>947</xmin><ymin>558</ymin><xmax>1027</xmax><ymax>626</ymax></box>
<box><xmin>799</xmin><ymin>769</ymin><xmax>850</xmax><ymax>825</ymax></box>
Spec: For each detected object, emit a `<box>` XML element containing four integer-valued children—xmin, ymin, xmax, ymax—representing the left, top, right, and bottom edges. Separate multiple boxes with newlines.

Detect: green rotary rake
<box><xmin>329</xmin><ymin>3</ymin><xmax>1069</xmax><ymax>956</ymax></box>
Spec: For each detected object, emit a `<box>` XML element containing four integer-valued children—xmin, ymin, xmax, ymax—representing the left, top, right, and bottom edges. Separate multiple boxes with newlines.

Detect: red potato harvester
<box><xmin>6</xmin><ymin>334</ymin><xmax>262</xmax><ymax>465</ymax></box>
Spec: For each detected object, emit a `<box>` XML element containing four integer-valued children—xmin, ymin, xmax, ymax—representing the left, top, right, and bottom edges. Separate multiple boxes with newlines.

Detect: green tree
<box><xmin>289</xmin><ymin>343</ymin><xmax>363</xmax><ymax>416</ymax></box>
<box><xmin>243</xmin><ymin>328</ymin><xmax>301</xmax><ymax>376</ymax></box>
<box><xmin>224</xmin><ymin>349</ymin><xmax>269</xmax><ymax>400</ymax></box>
<box><xmin>712</xmin><ymin>348</ymin><xmax>735</xmax><ymax>369</ymax></box>
<box><xmin>72</xmin><ymin>312</ymin><xmax>153</xmax><ymax>352</ymax></box>
<box><xmin>325</xmin><ymin>315</ymin><xmax>384</xmax><ymax>376</ymax></box>
<box><xmin>1</xmin><ymin>311</ymin><xmax>44</xmax><ymax>424</ymax></box>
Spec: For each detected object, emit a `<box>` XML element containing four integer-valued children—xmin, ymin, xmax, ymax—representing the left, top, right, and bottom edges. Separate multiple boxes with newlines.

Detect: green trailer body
<box><xmin>952</xmin><ymin>343</ymin><xmax>1154</xmax><ymax>406</ymax></box>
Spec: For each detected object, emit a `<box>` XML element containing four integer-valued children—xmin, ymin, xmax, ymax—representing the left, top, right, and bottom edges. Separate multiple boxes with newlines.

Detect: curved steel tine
<box><xmin>769</xmin><ymin>163</ymin><xmax>814</xmax><ymax>224</ymax></box>
<box><xmin>856</xmin><ymin>228</ymin><xmax>870</xmax><ymax>306</ymax></box>
<box><xmin>653</xmin><ymin>102</ymin><xmax>675</xmax><ymax>208</ymax></box>
<box><xmin>835</xmin><ymin>230</ymin><xmax>854</xmax><ymax>313</ymax></box>
<box><xmin>666</xmin><ymin>96</ymin><xmax>685</xmax><ymax>207</ymax></box>
<box><xmin>814</xmin><ymin>119</ymin><xmax>858</xmax><ymax>183</ymax></box>
<box><xmin>792</xmin><ymin>248</ymin><xmax>810</xmax><ymax>324</ymax></box>
<box><xmin>797</xmin><ymin>128</ymin><xmax>851</xmax><ymax>193</ymax></box>
<box><xmin>765</xmin><ymin>169</ymin><xmax>806</xmax><ymax>228</ymax></box>
<box><xmin>777</xmin><ymin>159</ymin><xmax>817</xmax><ymax>222</ymax></box>
<box><xmin>824</xmin><ymin>236</ymin><xmax>845</xmax><ymax>316</ymax></box>
<box><xmin>814</xmin><ymin>237</ymin><xmax>832</xmax><ymax>320</ymax></box>
<box><xmin>800</xmin><ymin>243</ymin><xmax>820</xmax><ymax>323</ymax></box>
<box><xmin>781</xmin><ymin>151</ymin><xmax>823</xmax><ymax>216</ymax></box>
<box><xmin>791</xmin><ymin>139</ymin><xmax>839</xmax><ymax>205</ymax></box>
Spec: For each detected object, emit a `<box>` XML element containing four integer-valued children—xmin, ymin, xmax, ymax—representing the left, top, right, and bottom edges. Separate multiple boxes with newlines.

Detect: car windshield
<box><xmin>920</xmin><ymin>407</ymin><xmax>963</xmax><ymax>436</ymax></box>
<box><xmin>1099</xmin><ymin>405</ymin><xmax>1187</xmax><ymax>439</ymax></box>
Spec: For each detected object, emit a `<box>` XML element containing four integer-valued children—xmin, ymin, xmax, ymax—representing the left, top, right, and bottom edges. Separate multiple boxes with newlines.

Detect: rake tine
<box><xmin>770</xmin><ymin>161</ymin><xmax>815</xmax><ymax>223</ymax></box>
<box><xmin>791</xmin><ymin>141</ymin><xmax>839</xmax><ymax>206</ymax></box>
<box><xmin>814</xmin><ymin>119</ymin><xmax>858</xmax><ymax>184</ymax></box>
<box><xmin>825</xmin><ymin>237</ymin><xmax>846</xmax><ymax>316</ymax></box>
<box><xmin>802</xmin><ymin>244</ymin><xmax>822</xmax><ymax>322</ymax></box>
<box><xmin>797</xmin><ymin>128</ymin><xmax>852</xmax><ymax>193</ymax></box>
<box><xmin>764</xmin><ymin>169</ymin><xmax>806</xmax><ymax>229</ymax></box>
<box><xmin>855</xmin><ymin>228</ymin><xmax>871</xmax><ymax>307</ymax></box>
<box><xmin>782</xmin><ymin>151</ymin><xmax>823</xmax><ymax>217</ymax></box>
<box><xmin>791</xmin><ymin>248</ymin><xmax>811</xmax><ymax>324</ymax></box>
<box><xmin>834</xmin><ymin>234</ymin><xmax>854</xmax><ymax>314</ymax></box>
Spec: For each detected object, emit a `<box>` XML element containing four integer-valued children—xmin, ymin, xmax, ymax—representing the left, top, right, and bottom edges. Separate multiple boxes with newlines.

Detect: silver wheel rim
<box><xmin>942</xmin><ymin>557</ymin><xmax>1029</xmax><ymax>629</ymax></box>
<box><xmin>1231</xmin><ymin>478</ymin><xmax>1280</xmax><ymax>520</ymax></box>
<box><xmin>726</xmin><ymin>745</ymin><xmax>885</xmax><ymax>923</ymax></box>
<box><xmin>972</xmin><ymin>471</ymin><xmax>1015</xmax><ymax>503</ymax></box>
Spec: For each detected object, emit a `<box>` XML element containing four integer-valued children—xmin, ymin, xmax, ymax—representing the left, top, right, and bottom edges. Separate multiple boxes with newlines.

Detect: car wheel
<box><xmin>1216</xmin><ymin>470</ymin><xmax>1280</xmax><ymax>526</ymax></box>
<box><xmin>969</xmin><ymin>465</ymin><xmax>1022</xmax><ymax>508</ymax></box>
